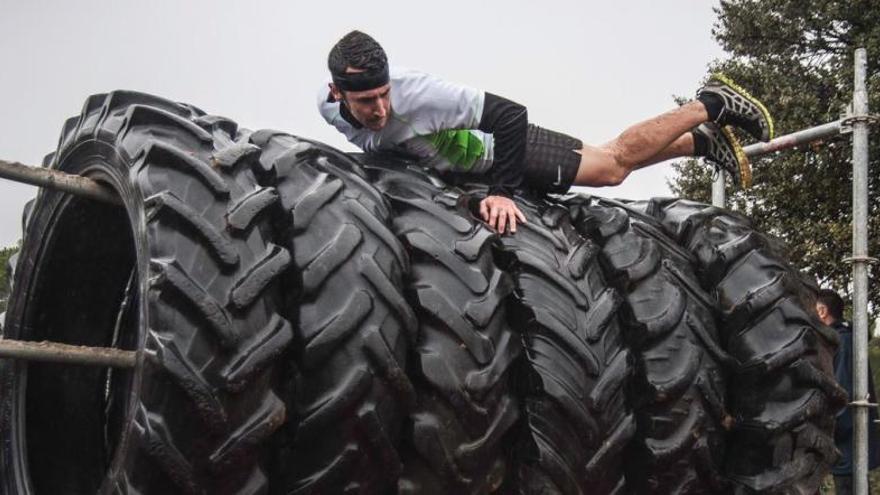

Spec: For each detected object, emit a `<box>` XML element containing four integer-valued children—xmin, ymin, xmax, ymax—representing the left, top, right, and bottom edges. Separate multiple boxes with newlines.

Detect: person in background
<box><xmin>816</xmin><ymin>289</ymin><xmax>880</xmax><ymax>494</ymax></box>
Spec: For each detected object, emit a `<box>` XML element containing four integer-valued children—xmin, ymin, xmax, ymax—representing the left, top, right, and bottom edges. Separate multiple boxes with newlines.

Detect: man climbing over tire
<box><xmin>319</xmin><ymin>30</ymin><xmax>774</xmax><ymax>234</ymax></box>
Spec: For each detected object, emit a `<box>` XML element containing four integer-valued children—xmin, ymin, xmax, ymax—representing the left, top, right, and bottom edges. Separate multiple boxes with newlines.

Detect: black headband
<box><xmin>332</xmin><ymin>66</ymin><xmax>390</xmax><ymax>92</ymax></box>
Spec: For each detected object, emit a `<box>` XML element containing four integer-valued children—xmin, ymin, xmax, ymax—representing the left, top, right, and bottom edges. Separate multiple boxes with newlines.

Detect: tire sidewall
<box><xmin>0</xmin><ymin>140</ymin><xmax>149</xmax><ymax>495</ymax></box>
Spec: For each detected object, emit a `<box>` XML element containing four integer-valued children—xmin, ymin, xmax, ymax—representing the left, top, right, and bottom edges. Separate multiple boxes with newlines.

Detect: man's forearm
<box><xmin>479</xmin><ymin>93</ymin><xmax>528</xmax><ymax>197</ymax></box>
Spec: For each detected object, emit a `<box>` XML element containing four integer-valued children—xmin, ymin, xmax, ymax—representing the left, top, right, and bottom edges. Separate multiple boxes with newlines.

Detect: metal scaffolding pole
<box><xmin>705</xmin><ymin>50</ymin><xmax>874</xmax><ymax>491</ymax></box>
<box><xmin>711</xmin><ymin>171</ymin><xmax>726</xmax><ymax>207</ymax></box>
<box><xmin>0</xmin><ymin>159</ymin><xmax>134</xmax><ymax>370</ymax></box>
<box><xmin>710</xmin><ymin>120</ymin><xmax>847</xmax><ymax>208</ymax></box>
<box><xmin>0</xmin><ymin>159</ymin><xmax>120</xmax><ymax>204</ymax></box>
<box><xmin>0</xmin><ymin>339</ymin><xmax>136</xmax><ymax>368</ymax></box>
<box><xmin>851</xmin><ymin>47</ymin><xmax>872</xmax><ymax>495</ymax></box>
<box><xmin>743</xmin><ymin>119</ymin><xmax>846</xmax><ymax>158</ymax></box>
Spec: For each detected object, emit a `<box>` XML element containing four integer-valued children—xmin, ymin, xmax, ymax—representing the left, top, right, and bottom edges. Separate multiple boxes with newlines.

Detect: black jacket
<box><xmin>832</xmin><ymin>320</ymin><xmax>880</xmax><ymax>475</ymax></box>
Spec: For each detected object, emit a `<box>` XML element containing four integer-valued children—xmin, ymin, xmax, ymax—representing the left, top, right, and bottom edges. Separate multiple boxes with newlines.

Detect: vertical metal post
<box><xmin>851</xmin><ymin>47</ymin><xmax>870</xmax><ymax>495</ymax></box>
<box><xmin>712</xmin><ymin>170</ymin><xmax>726</xmax><ymax>207</ymax></box>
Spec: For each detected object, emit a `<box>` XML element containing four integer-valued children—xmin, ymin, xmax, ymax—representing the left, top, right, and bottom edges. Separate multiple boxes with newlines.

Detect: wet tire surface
<box><xmin>1</xmin><ymin>92</ymin><xmax>292</xmax><ymax>494</ymax></box>
<box><xmin>480</xmin><ymin>190</ymin><xmax>633</xmax><ymax>495</ymax></box>
<box><xmin>253</xmin><ymin>133</ymin><xmax>416</xmax><ymax>494</ymax></box>
<box><xmin>568</xmin><ymin>197</ymin><xmax>729</xmax><ymax>494</ymax></box>
<box><xmin>0</xmin><ymin>92</ymin><xmax>845</xmax><ymax>495</ymax></box>
<box><xmin>371</xmin><ymin>164</ymin><xmax>520</xmax><ymax>495</ymax></box>
<box><xmin>632</xmin><ymin>198</ymin><xmax>846</xmax><ymax>494</ymax></box>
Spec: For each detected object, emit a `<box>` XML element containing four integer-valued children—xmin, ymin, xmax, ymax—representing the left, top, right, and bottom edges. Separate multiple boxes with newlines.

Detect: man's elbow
<box><xmin>504</xmin><ymin>104</ymin><xmax>527</xmax><ymax>126</ymax></box>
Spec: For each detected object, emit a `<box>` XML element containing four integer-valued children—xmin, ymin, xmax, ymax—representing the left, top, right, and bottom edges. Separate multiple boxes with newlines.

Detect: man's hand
<box><xmin>479</xmin><ymin>195</ymin><xmax>527</xmax><ymax>234</ymax></box>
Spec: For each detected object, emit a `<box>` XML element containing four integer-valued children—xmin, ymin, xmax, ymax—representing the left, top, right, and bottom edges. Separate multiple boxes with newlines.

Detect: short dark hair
<box><xmin>817</xmin><ymin>289</ymin><xmax>845</xmax><ymax>321</ymax></box>
<box><xmin>328</xmin><ymin>30</ymin><xmax>387</xmax><ymax>76</ymax></box>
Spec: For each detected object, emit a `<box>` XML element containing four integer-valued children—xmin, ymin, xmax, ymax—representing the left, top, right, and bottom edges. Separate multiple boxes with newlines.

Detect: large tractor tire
<box><xmin>568</xmin><ymin>197</ymin><xmax>730</xmax><ymax>494</ymax></box>
<box><xmin>470</xmin><ymin>190</ymin><xmax>634</xmax><ymax>495</ymax></box>
<box><xmin>634</xmin><ymin>198</ymin><xmax>846</xmax><ymax>494</ymax></box>
<box><xmin>362</xmin><ymin>163</ymin><xmax>521</xmax><ymax>494</ymax></box>
<box><xmin>251</xmin><ymin>133</ymin><xmax>417</xmax><ymax>494</ymax></box>
<box><xmin>0</xmin><ymin>92</ymin><xmax>292</xmax><ymax>494</ymax></box>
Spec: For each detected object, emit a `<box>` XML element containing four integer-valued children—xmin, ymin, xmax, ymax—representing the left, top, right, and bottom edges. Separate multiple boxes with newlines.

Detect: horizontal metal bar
<box><xmin>0</xmin><ymin>339</ymin><xmax>136</xmax><ymax>368</ymax></box>
<box><xmin>0</xmin><ymin>159</ymin><xmax>121</xmax><ymax>204</ymax></box>
<box><xmin>744</xmin><ymin>120</ymin><xmax>844</xmax><ymax>159</ymax></box>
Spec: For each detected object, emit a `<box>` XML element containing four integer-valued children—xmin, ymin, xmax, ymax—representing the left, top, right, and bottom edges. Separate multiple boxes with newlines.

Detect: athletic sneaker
<box><xmin>693</xmin><ymin>123</ymin><xmax>752</xmax><ymax>188</ymax></box>
<box><xmin>697</xmin><ymin>73</ymin><xmax>774</xmax><ymax>142</ymax></box>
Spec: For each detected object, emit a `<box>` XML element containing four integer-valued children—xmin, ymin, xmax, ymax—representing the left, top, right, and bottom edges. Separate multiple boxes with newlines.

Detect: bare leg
<box><xmin>574</xmin><ymin>101</ymin><xmax>707</xmax><ymax>187</ymax></box>
<box><xmin>633</xmin><ymin>132</ymin><xmax>694</xmax><ymax>170</ymax></box>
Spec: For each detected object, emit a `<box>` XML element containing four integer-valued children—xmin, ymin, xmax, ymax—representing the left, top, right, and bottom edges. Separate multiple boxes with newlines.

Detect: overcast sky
<box><xmin>0</xmin><ymin>0</ymin><xmax>724</xmax><ymax>246</ymax></box>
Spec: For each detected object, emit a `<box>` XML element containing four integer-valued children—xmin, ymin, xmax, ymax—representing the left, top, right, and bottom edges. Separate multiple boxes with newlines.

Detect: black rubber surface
<box><xmin>568</xmin><ymin>196</ymin><xmax>730</xmax><ymax>494</ymax></box>
<box><xmin>361</xmin><ymin>162</ymin><xmax>521</xmax><ymax>494</ymax></box>
<box><xmin>0</xmin><ymin>92</ymin><xmax>292</xmax><ymax>494</ymax></box>
<box><xmin>252</xmin><ymin>133</ymin><xmax>417</xmax><ymax>494</ymax></box>
<box><xmin>460</xmin><ymin>190</ymin><xmax>633</xmax><ymax>495</ymax></box>
<box><xmin>0</xmin><ymin>97</ymin><xmax>845</xmax><ymax>494</ymax></box>
<box><xmin>635</xmin><ymin>198</ymin><xmax>846</xmax><ymax>494</ymax></box>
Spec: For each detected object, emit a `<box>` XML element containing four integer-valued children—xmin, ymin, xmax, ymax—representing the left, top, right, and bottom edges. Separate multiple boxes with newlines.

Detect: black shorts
<box><xmin>523</xmin><ymin>124</ymin><xmax>583</xmax><ymax>194</ymax></box>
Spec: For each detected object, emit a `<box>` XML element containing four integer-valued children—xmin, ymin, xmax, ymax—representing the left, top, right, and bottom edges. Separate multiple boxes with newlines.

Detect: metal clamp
<box><xmin>842</xmin><ymin>255</ymin><xmax>879</xmax><ymax>265</ymax></box>
<box><xmin>841</xmin><ymin>114</ymin><xmax>880</xmax><ymax>132</ymax></box>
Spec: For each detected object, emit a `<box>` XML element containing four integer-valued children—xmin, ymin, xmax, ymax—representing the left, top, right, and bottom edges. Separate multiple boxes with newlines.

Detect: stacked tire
<box><xmin>371</xmin><ymin>164</ymin><xmax>520</xmax><ymax>494</ymax></box>
<box><xmin>628</xmin><ymin>198</ymin><xmax>846</xmax><ymax>493</ymax></box>
<box><xmin>252</xmin><ymin>133</ymin><xmax>417</xmax><ymax>494</ymax></box>
<box><xmin>0</xmin><ymin>91</ymin><xmax>843</xmax><ymax>494</ymax></box>
<box><xmin>462</xmin><ymin>185</ymin><xmax>634</xmax><ymax>495</ymax></box>
<box><xmin>1</xmin><ymin>92</ymin><xmax>292</xmax><ymax>494</ymax></box>
<box><xmin>567</xmin><ymin>198</ymin><xmax>730</xmax><ymax>494</ymax></box>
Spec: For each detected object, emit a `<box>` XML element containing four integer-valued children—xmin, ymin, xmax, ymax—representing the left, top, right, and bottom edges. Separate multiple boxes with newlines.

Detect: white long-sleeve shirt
<box><xmin>318</xmin><ymin>67</ymin><xmax>496</xmax><ymax>174</ymax></box>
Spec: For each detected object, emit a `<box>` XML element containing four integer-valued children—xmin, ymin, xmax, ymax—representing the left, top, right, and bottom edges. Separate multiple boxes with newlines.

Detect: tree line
<box><xmin>670</xmin><ymin>0</ymin><xmax>880</xmax><ymax>319</ymax></box>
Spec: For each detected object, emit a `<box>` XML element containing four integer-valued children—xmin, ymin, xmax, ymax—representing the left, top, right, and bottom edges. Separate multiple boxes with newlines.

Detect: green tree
<box><xmin>670</xmin><ymin>0</ymin><xmax>880</xmax><ymax>316</ymax></box>
<box><xmin>0</xmin><ymin>244</ymin><xmax>19</xmax><ymax>313</ymax></box>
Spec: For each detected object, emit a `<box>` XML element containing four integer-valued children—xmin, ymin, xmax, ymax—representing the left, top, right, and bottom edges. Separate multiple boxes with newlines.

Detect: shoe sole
<box><xmin>712</xmin><ymin>72</ymin><xmax>775</xmax><ymax>141</ymax></box>
<box><xmin>721</xmin><ymin>125</ymin><xmax>752</xmax><ymax>188</ymax></box>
